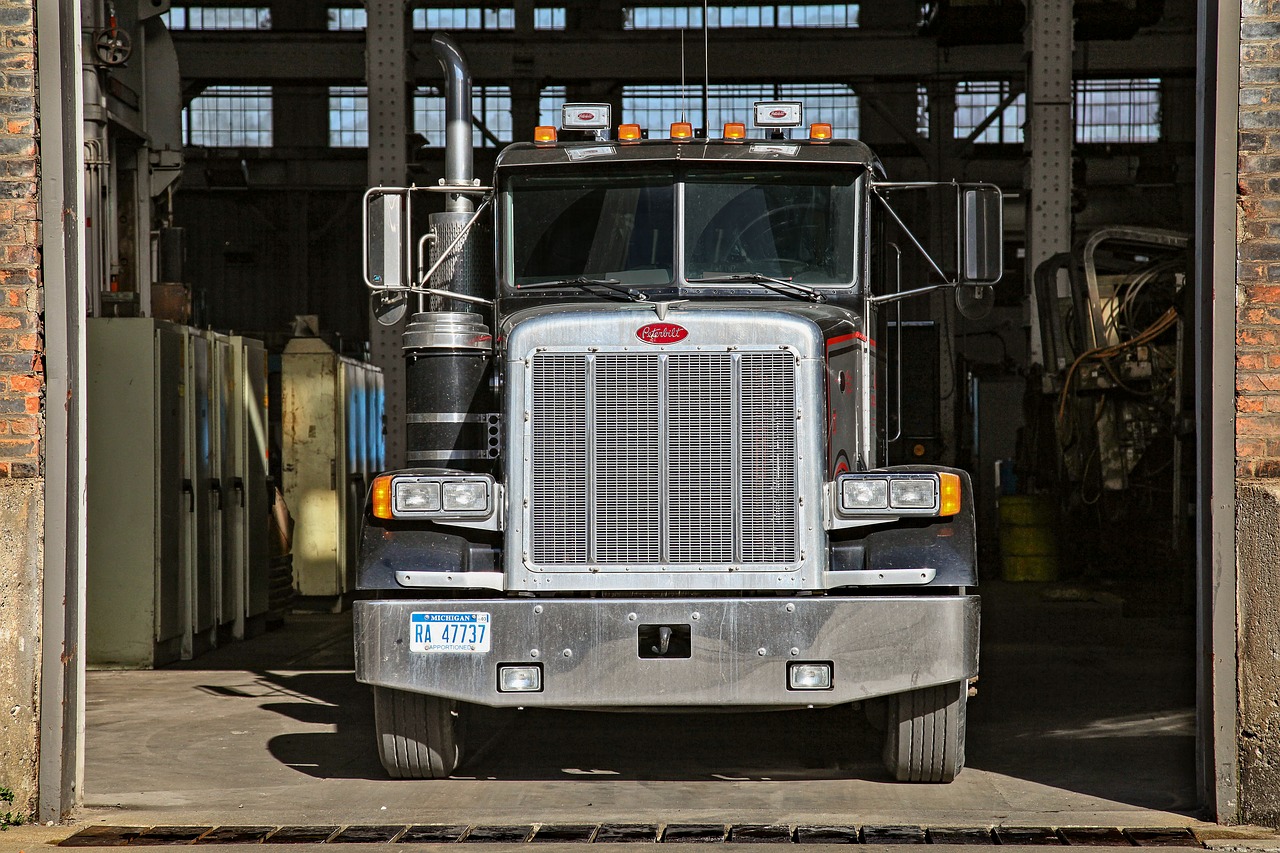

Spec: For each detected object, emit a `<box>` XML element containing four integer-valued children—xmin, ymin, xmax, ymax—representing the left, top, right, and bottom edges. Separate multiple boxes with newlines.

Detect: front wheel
<box><xmin>881</xmin><ymin>681</ymin><xmax>967</xmax><ymax>783</ymax></box>
<box><xmin>372</xmin><ymin>685</ymin><xmax>464</xmax><ymax>779</ymax></box>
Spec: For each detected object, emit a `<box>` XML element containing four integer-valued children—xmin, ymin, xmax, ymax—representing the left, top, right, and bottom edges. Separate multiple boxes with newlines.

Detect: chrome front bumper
<box><xmin>353</xmin><ymin>595</ymin><xmax>979</xmax><ymax>708</ymax></box>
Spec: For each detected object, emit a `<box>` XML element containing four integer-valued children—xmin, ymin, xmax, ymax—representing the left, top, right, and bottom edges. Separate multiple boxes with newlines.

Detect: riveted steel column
<box><xmin>37</xmin><ymin>0</ymin><xmax>86</xmax><ymax>821</ymax></box>
<box><xmin>367</xmin><ymin>0</ymin><xmax>409</xmax><ymax>468</ymax></box>
<box><xmin>1023</xmin><ymin>0</ymin><xmax>1073</xmax><ymax>365</ymax></box>
<box><xmin>1195</xmin><ymin>0</ymin><xmax>1239</xmax><ymax>822</ymax></box>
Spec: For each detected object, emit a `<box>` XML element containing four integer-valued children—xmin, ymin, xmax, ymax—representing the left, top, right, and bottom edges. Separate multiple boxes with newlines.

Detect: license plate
<box><xmin>409</xmin><ymin>612</ymin><xmax>491</xmax><ymax>653</ymax></box>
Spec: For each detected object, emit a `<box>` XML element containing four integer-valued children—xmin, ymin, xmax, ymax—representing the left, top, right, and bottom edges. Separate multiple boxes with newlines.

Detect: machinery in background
<box><xmin>281</xmin><ymin>328</ymin><xmax>385</xmax><ymax>607</ymax></box>
<box><xmin>1028</xmin><ymin>227</ymin><xmax>1193</xmax><ymax>574</ymax></box>
<box><xmin>83</xmin><ymin>0</ymin><xmax>188</xmax><ymax>321</ymax></box>
<box><xmin>86</xmin><ymin>318</ymin><xmax>269</xmax><ymax>667</ymax></box>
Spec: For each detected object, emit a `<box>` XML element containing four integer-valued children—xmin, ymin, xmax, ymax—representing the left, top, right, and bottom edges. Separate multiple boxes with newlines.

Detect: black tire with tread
<box><xmin>881</xmin><ymin>681</ymin><xmax>967</xmax><ymax>783</ymax></box>
<box><xmin>372</xmin><ymin>686</ymin><xmax>462</xmax><ymax>779</ymax></box>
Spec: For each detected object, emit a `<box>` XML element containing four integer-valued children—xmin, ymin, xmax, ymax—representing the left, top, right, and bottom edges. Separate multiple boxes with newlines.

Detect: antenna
<box><xmin>702</xmin><ymin>0</ymin><xmax>709</xmax><ymax>135</ymax></box>
<box><xmin>680</xmin><ymin>28</ymin><xmax>687</xmax><ymax>123</ymax></box>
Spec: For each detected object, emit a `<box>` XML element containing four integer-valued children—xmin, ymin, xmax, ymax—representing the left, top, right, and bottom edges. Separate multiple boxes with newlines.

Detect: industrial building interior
<box><xmin>75</xmin><ymin>0</ymin><xmax>1208</xmax><ymax>832</ymax></box>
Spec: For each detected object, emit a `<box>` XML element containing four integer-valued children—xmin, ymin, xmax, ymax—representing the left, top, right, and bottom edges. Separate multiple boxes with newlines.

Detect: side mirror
<box><xmin>365</xmin><ymin>191</ymin><xmax>405</xmax><ymax>290</ymax></box>
<box><xmin>959</xmin><ymin>184</ymin><xmax>1003</xmax><ymax>286</ymax></box>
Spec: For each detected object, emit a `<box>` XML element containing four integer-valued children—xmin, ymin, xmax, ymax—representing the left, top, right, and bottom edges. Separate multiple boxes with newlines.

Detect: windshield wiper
<box><xmin>686</xmin><ymin>273</ymin><xmax>827</xmax><ymax>303</ymax></box>
<box><xmin>515</xmin><ymin>277</ymin><xmax>649</xmax><ymax>302</ymax></box>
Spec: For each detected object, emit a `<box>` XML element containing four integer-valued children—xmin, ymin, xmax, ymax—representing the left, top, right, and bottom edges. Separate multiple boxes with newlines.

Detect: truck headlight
<box><xmin>372</xmin><ymin>474</ymin><xmax>495</xmax><ymax>519</ymax></box>
<box><xmin>889</xmin><ymin>477</ymin><xmax>936</xmax><ymax>509</ymax></box>
<box><xmin>841</xmin><ymin>477</ymin><xmax>888</xmax><ymax>511</ymax></box>
<box><xmin>394</xmin><ymin>481</ymin><xmax>441</xmax><ymax>513</ymax></box>
<box><xmin>443</xmin><ymin>481</ymin><xmax>489</xmax><ymax>513</ymax></box>
<box><xmin>833</xmin><ymin>472</ymin><xmax>961</xmax><ymax>518</ymax></box>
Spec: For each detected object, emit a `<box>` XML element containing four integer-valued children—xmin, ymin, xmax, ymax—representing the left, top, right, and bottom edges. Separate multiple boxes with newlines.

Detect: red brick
<box><xmin>7</xmin><ymin>416</ymin><xmax>34</xmax><ymax>435</ymax></box>
<box><xmin>7</xmin><ymin>373</ymin><xmax>38</xmax><ymax>392</ymax></box>
<box><xmin>1237</xmin><ymin>414</ymin><xmax>1280</xmax><ymax>434</ymax></box>
<box><xmin>1239</xmin><ymin>396</ymin><xmax>1267</xmax><ymax>413</ymax></box>
<box><xmin>1245</xmin><ymin>285</ymin><xmax>1280</xmax><ymax>303</ymax></box>
<box><xmin>1240</xmin><ymin>327</ymin><xmax>1280</xmax><ymax>346</ymax></box>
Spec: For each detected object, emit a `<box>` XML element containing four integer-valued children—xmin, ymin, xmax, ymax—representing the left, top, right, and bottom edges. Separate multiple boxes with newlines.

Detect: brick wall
<box><xmin>0</xmin><ymin>0</ymin><xmax>38</xmax><ymax>479</ymax></box>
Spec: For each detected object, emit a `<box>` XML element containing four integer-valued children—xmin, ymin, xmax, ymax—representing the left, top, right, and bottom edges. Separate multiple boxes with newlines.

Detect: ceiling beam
<box><xmin>172</xmin><ymin>29</ymin><xmax>1195</xmax><ymax>85</ymax></box>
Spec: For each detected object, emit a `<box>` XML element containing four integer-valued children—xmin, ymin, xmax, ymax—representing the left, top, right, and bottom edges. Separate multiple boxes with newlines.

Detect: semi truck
<box><xmin>355</xmin><ymin>34</ymin><xmax>1002</xmax><ymax>782</ymax></box>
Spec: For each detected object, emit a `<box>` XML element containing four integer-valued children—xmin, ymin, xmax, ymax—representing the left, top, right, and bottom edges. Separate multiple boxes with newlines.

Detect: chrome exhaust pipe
<box><xmin>431</xmin><ymin>32</ymin><xmax>473</xmax><ymax>214</ymax></box>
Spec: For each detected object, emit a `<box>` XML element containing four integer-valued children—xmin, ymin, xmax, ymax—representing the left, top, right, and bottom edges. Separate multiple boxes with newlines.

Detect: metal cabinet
<box><xmin>282</xmin><ymin>337</ymin><xmax>384</xmax><ymax>602</ymax></box>
<box><xmin>87</xmin><ymin>318</ymin><xmax>187</xmax><ymax>668</ymax></box>
<box><xmin>87</xmin><ymin>318</ymin><xmax>272</xmax><ymax>667</ymax></box>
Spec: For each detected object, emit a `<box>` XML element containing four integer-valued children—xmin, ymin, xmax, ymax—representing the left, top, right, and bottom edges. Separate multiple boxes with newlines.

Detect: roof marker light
<box><xmin>810</xmin><ymin>122</ymin><xmax>833</xmax><ymax>141</ymax></box>
<box><xmin>618</xmin><ymin>123</ymin><xmax>642</xmax><ymax>142</ymax></box>
<box><xmin>533</xmin><ymin>125</ymin><xmax>557</xmax><ymax>144</ymax></box>
<box><xmin>723</xmin><ymin>122</ymin><xmax>746</xmax><ymax>141</ymax></box>
<box><xmin>670</xmin><ymin>121</ymin><xmax>693</xmax><ymax>141</ymax></box>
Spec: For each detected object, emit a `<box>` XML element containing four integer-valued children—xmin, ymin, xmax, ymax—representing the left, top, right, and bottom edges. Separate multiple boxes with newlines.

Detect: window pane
<box><xmin>953</xmin><ymin>80</ymin><xmax>1024</xmax><ymax>144</ymax></box>
<box><xmin>185</xmin><ymin>86</ymin><xmax>273</xmax><ymax>147</ymax></box>
<box><xmin>328</xmin><ymin>7</ymin><xmax>367</xmax><ymax>29</ymax></box>
<box><xmin>329</xmin><ymin>86</ymin><xmax>369</xmax><ymax>147</ymax></box>
<box><xmin>624</xmin><ymin>3</ymin><xmax>856</xmax><ymax>29</ymax></box>
<box><xmin>165</xmin><ymin>6</ymin><xmax>271</xmax><ymax>29</ymax></box>
<box><xmin>1074</xmin><ymin>78</ymin><xmax>1161</xmax><ymax>143</ymax></box>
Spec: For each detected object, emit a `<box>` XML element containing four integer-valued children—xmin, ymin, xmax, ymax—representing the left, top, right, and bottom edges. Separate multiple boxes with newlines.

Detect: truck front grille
<box><xmin>528</xmin><ymin>350</ymin><xmax>798</xmax><ymax>568</ymax></box>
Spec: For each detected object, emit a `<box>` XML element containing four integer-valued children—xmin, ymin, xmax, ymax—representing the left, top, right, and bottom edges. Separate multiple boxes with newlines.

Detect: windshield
<box><xmin>504</xmin><ymin>164</ymin><xmax>861</xmax><ymax>293</ymax></box>
<box><xmin>509</xmin><ymin>170</ymin><xmax>675</xmax><ymax>287</ymax></box>
<box><xmin>685</xmin><ymin>169</ymin><xmax>857</xmax><ymax>285</ymax></box>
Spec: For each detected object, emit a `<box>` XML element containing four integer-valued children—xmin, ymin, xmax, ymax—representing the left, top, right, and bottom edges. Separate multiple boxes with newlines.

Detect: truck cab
<box><xmin>355</xmin><ymin>35</ymin><xmax>1001</xmax><ymax>783</ymax></box>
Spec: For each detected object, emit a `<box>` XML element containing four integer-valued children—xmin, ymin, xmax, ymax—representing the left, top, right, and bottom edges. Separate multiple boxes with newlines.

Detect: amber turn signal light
<box><xmin>939</xmin><ymin>472</ymin><xmax>962</xmax><ymax>517</ymax></box>
<box><xmin>372</xmin><ymin>474</ymin><xmax>394</xmax><ymax>520</ymax></box>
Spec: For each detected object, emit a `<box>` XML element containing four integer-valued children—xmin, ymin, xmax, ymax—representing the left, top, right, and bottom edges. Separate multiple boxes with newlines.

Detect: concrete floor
<box><xmin>67</xmin><ymin>579</ymin><xmax>1205</xmax><ymax>832</ymax></box>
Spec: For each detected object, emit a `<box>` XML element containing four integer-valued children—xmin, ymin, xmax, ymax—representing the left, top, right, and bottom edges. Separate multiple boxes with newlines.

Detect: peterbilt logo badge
<box><xmin>770</xmin><ymin>109</ymin><xmax>788</xmax><ymax>118</ymax></box>
<box><xmin>578</xmin><ymin>111</ymin><xmax>596</xmax><ymax>121</ymax></box>
<box><xmin>636</xmin><ymin>322</ymin><xmax>688</xmax><ymax>344</ymax></box>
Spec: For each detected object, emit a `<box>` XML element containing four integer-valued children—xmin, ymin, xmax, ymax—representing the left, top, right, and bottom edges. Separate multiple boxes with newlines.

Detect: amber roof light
<box><xmin>533</xmin><ymin>125</ymin><xmax>557</xmax><ymax>143</ymax></box>
<box><xmin>618</xmin><ymin>123</ymin><xmax>642</xmax><ymax>142</ymax></box>
<box><xmin>670</xmin><ymin>121</ymin><xmax>693</xmax><ymax>141</ymax></box>
<box><xmin>723</xmin><ymin>122</ymin><xmax>746</xmax><ymax>141</ymax></box>
<box><xmin>809</xmin><ymin>122</ymin><xmax>833</xmax><ymax>142</ymax></box>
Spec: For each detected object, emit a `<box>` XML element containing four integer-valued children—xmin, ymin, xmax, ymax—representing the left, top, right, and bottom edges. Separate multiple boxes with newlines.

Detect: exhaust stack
<box><xmin>403</xmin><ymin>33</ymin><xmax>497</xmax><ymax>472</ymax></box>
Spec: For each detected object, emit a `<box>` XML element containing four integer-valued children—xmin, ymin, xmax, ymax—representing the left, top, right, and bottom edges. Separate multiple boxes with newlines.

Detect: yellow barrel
<box><xmin>998</xmin><ymin>494</ymin><xmax>1059</xmax><ymax>582</ymax></box>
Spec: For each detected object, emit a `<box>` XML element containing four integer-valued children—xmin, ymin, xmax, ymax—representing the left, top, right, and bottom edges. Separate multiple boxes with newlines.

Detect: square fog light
<box><xmin>498</xmin><ymin>664</ymin><xmax>543</xmax><ymax>693</ymax></box>
<box><xmin>787</xmin><ymin>662</ymin><xmax>832</xmax><ymax>691</ymax></box>
<box><xmin>889</xmin><ymin>477</ymin><xmax>936</xmax><ymax>510</ymax></box>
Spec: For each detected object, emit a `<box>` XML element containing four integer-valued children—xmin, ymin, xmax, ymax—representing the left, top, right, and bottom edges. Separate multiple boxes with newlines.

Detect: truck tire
<box><xmin>882</xmin><ymin>681</ymin><xmax>966</xmax><ymax>783</ymax></box>
<box><xmin>372</xmin><ymin>686</ymin><xmax>463</xmax><ymax>779</ymax></box>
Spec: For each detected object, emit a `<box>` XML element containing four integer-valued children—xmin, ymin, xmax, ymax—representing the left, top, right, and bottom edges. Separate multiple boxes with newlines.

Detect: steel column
<box><xmin>1023</xmin><ymin>0</ymin><xmax>1073</xmax><ymax>365</ymax></box>
<box><xmin>367</xmin><ymin>0</ymin><xmax>409</xmax><ymax>468</ymax></box>
<box><xmin>1195</xmin><ymin>0</ymin><xmax>1240</xmax><ymax>823</ymax></box>
<box><xmin>36</xmin><ymin>0</ymin><xmax>86</xmax><ymax>822</ymax></box>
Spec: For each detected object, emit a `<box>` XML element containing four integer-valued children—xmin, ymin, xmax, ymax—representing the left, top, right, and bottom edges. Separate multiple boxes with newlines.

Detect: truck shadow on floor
<box><xmin>258</xmin><ymin>669</ymin><xmax>886</xmax><ymax>782</ymax></box>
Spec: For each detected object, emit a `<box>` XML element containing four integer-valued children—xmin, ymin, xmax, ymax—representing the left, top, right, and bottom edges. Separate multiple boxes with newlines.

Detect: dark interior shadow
<box><xmin>171</xmin><ymin>580</ymin><xmax>1199</xmax><ymax>810</ymax></box>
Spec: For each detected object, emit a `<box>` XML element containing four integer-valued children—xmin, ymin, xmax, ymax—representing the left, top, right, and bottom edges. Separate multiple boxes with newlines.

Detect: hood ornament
<box><xmin>649</xmin><ymin>299</ymin><xmax>689</xmax><ymax>321</ymax></box>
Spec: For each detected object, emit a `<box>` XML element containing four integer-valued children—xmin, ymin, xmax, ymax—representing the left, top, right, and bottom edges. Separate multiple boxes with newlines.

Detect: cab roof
<box><xmin>494</xmin><ymin>138</ymin><xmax>885</xmax><ymax>175</ymax></box>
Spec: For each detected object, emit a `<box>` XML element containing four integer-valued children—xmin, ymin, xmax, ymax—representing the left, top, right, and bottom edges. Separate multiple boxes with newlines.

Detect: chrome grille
<box><xmin>529</xmin><ymin>350</ymin><xmax>799</xmax><ymax>568</ymax></box>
